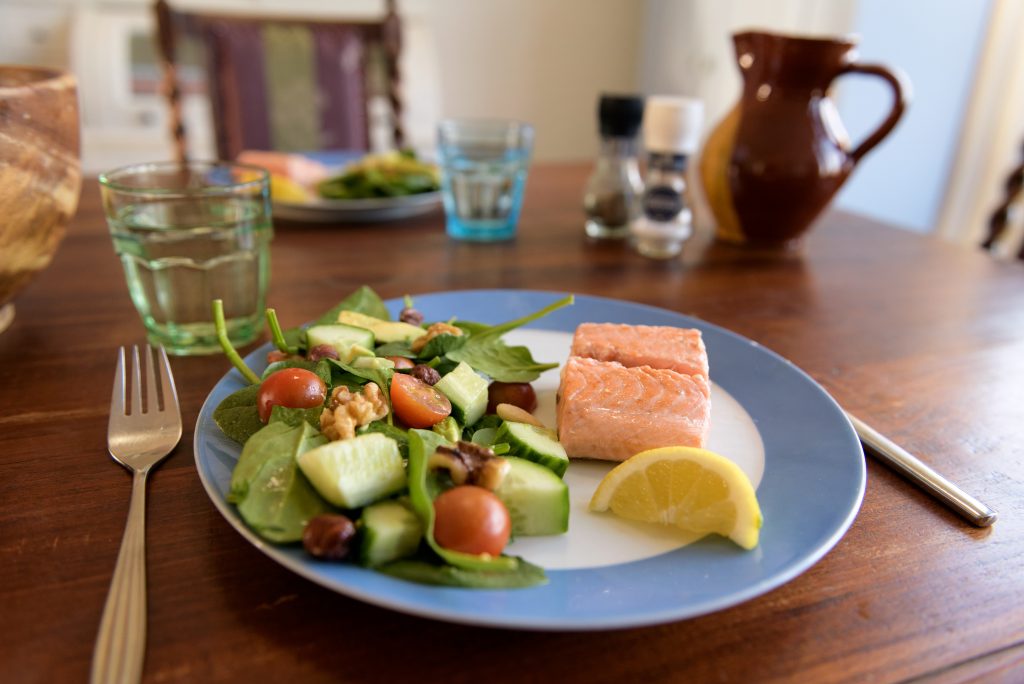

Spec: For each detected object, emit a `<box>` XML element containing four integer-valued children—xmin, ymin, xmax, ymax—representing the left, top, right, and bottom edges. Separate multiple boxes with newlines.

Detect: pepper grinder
<box><xmin>583</xmin><ymin>94</ymin><xmax>645</xmax><ymax>239</ymax></box>
<box><xmin>631</xmin><ymin>96</ymin><xmax>704</xmax><ymax>258</ymax></box>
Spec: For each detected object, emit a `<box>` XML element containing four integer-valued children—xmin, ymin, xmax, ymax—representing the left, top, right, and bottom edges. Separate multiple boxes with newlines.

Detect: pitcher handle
<box><xmin>838</xmin><ymin>63</ymin><xmax>911</xmax><ymax>164</ymax></box>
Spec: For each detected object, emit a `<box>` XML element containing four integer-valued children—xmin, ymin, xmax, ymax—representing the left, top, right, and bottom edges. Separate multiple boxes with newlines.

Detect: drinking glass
<box><xmin>437</xmin><ymin>119</ymin><xmax>534</xmax><ymax>241</ymax></box>
<box><xmin>99</xmin><ymin>161</ymin><xmax>272</xmax><ymax>355</ymax></box>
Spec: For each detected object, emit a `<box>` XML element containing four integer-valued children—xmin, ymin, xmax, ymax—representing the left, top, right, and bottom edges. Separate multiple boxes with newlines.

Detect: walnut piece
<box><xmin>410</xmin><ymin>322</ymin><xmax>463</xmax><ymax>354</ymax></box>
<box><xmin>319</xmin><ymin>383</ymin><xmax>388</xmax><ymax>441</ymax></box>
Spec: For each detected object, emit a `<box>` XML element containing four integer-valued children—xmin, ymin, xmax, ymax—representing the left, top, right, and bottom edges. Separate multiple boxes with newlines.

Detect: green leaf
<box><xmin>268</xmin><ymin>404</ymin><xmax>322</xmax><ymax>430</ymax></box>
<box><xmin>228</xmin><ymin>421</ymin><xmax>331</xmax><ymax>542</ymax></box>
<box><xmin>315</xmin><ymin>286</ymin><xmax>390</xmax><ymax>325</ymax></box>
<box><xmin>445</xmin><ymin>294</ymin><xmax>573</xmax><ymax>382</ymax></box>
<box><xmin>374</xmin><ymin>341</ymin><xmax>415</xmax><ymax>358</ymax></box>
<box><xmin>213</xmin><ymin>385</ymin><xmax>263</xmax><ymax>444</ymax></box>
<box><xmin>415</xmin><ymin>333</ymin><xmax>466</xmax><ymax>360</ymax></box>
<box><xmin>447</xmin><ymin>338</ymin><xmax>559</xmax><ymax>383</ymax></box>
<box><xmin>379</xmin><ymin>557</ymin><xmax>547</xmax><ymax>588</ymax></box>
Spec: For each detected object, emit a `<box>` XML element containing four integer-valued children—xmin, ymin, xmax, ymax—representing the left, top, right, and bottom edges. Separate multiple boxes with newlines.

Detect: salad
<box><xmin>317</xmin><ymin>151</ymin><xmax>440</xmax><ymax>200</ymax></box>
<box><xmin>211</xmin><ymin>286</ymin><xmax>573</xmax><ymax>588</ymax></box>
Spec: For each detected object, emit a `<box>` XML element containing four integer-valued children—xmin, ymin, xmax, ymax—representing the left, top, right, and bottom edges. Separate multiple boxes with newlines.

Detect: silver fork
<box><xmin>91</xmin><ymin>346</ymin><xmax>182</xmax><ymax>684</ymax></box>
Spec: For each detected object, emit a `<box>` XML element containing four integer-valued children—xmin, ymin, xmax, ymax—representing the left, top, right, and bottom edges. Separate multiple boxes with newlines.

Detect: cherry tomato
<box><xmin>257</xmin><ymin>368</ymin><xmax>327</xmax><ymax>422</ymax></box>
<box><xmin>433</xmin><ymin>486</ymin><xmax>511</xmax><ymax>556</ymax></box>
<box><xmin>390</xmin><ymin>372</ymin><xmax>451</xmax><ymax>428</ymax></box>
<box><xmin>386</xmin><ymin>355</ymin><xmax>415</xmax><ymax>370</ymax></box>
<box><xmin>487</xmin><ymin>381</ymin><xmax>537</xmax><ymax>414</ymax></box>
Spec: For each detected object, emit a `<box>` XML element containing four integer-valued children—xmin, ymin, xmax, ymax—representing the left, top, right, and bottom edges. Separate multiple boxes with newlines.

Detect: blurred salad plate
<box><xmin>238</xmin><ymin>150</ymin><xmax>442</xmax><ymax>224</ymax></box>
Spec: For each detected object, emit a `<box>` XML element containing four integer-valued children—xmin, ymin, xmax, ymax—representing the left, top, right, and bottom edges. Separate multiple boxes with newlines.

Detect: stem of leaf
<box><xmin>212</xmin><ymin>299</ymin><xmax>261</xmax><ymax>384</ymax></box>
<box><xmin>266</xmin><ymin>308</ymin><xmax>298</xmax><ymax>354</ymax></box>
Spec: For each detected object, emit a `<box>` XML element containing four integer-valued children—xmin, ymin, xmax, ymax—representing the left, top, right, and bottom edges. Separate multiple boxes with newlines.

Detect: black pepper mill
<box><xmin>582</xmin><ymin>94</ymin><xmax>645</xmax><ymax>239</ymax></box>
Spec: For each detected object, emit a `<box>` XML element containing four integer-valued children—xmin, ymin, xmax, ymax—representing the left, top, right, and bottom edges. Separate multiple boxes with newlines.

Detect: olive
<box><xmin>302</xmin><ymin>514</ymin><xmax>356</xmax><ymax>560</ymax></box>
<box><xmin>487</xmin><ymin>382</ymin><xmax>537</xmax><ymax>414</ymax></box>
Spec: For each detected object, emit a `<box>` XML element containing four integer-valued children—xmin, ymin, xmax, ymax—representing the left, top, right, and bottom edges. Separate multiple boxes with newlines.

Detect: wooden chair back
<box><xmin>154</xmin><ymin>0</ymin><xmax>403</xmax><ymax>162</ymax></box>
<box><xmin>982</xmin><ymin>140</ymin><xmax>1024</xmax><ymax>260</ymax></box>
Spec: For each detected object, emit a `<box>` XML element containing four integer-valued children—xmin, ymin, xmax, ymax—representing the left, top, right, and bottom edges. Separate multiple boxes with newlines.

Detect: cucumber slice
<box><xmin>359</xmin><ymin>499</ymin><xmax>424</xmax><ymax>567</ymax></box>
<box><xmin>297</xmin><ymin>433</ymin><xmax>404</xmax><ymax>508</ymax></box>
<box><xmin>494</xmin><ymin>420</ymin><xmax>569</xmax><ymax>477</ymax></box>
<box><xmin>494</xmin><ymin>457</ymin><xmax>569</xmax><ymax>536</ymax></box>
<box><xmin>305</xmin><ymin>324</ymin><xmax>375</xmax><ymax>361</ymax></box>
<box><xmin>434</xmin><ymin>362</ymin><xmax>488</xmax><ymax>426</ymax></box>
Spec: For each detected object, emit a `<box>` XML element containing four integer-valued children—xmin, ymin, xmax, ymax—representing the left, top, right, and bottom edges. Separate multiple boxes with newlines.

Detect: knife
<box><xmin>847</xmin><ymin>412</ymin><xmax>997</xmax><ymax>527</ymax></box>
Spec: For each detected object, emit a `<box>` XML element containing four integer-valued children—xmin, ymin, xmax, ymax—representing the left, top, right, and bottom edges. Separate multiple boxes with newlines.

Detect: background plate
<box><xmin>272</xmin><ymin>191</ymin><xmax>442</xmax><ymax>224</ymax></box>
<box><xmin>194</xmin><ymin>290</ymin><xmax>865</xmax><ymax>630</ymax></box>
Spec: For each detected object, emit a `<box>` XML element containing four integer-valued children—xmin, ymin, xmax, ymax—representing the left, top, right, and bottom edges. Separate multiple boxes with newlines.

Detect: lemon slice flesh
<box><xmin>589</xmin><ymin>446</ymin><xmax>763</xmax><ymax>550</ymax></box>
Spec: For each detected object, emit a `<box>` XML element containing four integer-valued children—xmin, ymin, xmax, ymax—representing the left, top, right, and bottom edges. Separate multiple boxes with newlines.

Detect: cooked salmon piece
<box><xmin>557</xmin><ymin>356</ymin><xmax>711</xmax><ymax>461</ymax></box>
<box><xmin>569</xmin><ymin>323</ymin><xmax>708</xmax><ymax>380</ymax></box>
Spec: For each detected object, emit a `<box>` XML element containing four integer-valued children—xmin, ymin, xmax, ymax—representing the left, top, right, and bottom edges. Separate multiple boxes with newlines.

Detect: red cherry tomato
<box><xmin>390</xmin><ymin>372</ymin><xmax>451</xmax><ymax>428</ymax></box>
<box><xmin>386</xmin><ymin>355</ymin><xmax>415</xmax><ymax>369</ymax></box>
<box><xmin>433</xmin><ymin>486</ymin><xmax>511</xmax><ymax>557</ymax></box>
<box><xmin>257</xmin><ymin>368</ymin><xmax>327</xmax><ymax>422</ymax></box>
<box><xmin>487</xmin><ymin>381</ymin><xmax>537</xmax><ymax>414</ymax></box>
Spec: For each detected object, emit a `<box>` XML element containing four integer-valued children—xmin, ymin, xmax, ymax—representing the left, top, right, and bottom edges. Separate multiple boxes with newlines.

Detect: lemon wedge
<box><xmin>589</xmin><ymin>446</ymin><xmax>763</xmax><ymax>549</ymax></box>
<box><xmin>270</xmin><ymin>174</ymin><xmax>312</xmax><ymax>203</ymax></box>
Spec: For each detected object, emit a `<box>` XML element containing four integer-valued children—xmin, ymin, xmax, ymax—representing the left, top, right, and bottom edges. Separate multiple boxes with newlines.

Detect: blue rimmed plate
<box><xmin>194</xmin><ymin>290</ymin><xmax>864</xmax><ymax>630</ymax></box>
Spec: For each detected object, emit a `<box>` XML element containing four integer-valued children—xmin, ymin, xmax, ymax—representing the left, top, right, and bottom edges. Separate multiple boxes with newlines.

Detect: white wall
<box><xmin>427</xmin><ymin>0</ymin><xmax>643</xmax><ymax>162</ymax></box>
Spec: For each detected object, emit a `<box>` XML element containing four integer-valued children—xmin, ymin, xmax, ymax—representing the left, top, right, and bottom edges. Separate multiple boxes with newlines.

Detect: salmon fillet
<box><xmin>557</xmin><ymin>356</ymin><xmax>711</xmax><ymax>461</ymax></box>
<box><xmin>570</xmin><ymin>323</ymin><xmax>708</xmax><ymax>380</ymax></box>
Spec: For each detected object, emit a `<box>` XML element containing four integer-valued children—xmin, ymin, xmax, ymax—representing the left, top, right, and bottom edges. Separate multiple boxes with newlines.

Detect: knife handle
<box><xmin>847</xmin><ymin>413</ymin><xmax>997</xmax><ymax>527</ymax></box>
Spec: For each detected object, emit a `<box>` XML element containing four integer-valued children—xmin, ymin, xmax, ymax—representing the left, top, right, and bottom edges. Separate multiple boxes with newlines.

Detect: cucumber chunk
<box><xmin>297</xmin><ymin>433</ymin><xmax>404</xmax><ymax>508</ymax></box>
<box><xmin>494</xmin><ymin>420</ymin><xmax>569</xmax><ymax>477</ymax></box>
<box><xmin>359</xmin><ymin>499</ymin><xmax>424</xmax><ymax>567</ymax></box>
<box><xmin>305</xmin><ymin>324</ymin><xmax>375</xmax><ymax>361</ymax></box>
<box><xmin>494</xmin><ymin>457</ymin><xmax>569</xmax><ymax>536</ymax></box>
<box><xmin>434</xmin><ymin>362</ymin><xmax>488</xmax><ymax>426</ymax></box>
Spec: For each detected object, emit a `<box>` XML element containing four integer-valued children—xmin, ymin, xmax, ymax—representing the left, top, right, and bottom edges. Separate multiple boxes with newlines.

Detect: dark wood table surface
<box><xmin>3</xmin><ymin>164</ymin><xmax>1023</xmax><ymax>683</ymax></box>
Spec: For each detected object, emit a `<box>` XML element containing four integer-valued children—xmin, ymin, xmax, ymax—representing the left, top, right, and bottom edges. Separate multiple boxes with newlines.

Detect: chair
<box><xmin>154</xmin><ymin>0</ymin><xmax>403</xmax><ymax>162</ymax></box>
<box><xmin>982</xmin><ymin>139</ymin><xmax>1024</xmax><ymax>260</ymax></box>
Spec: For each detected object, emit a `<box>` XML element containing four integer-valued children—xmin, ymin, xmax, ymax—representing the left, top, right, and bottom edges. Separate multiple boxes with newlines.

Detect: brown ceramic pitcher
<box><xmin>700</xmin><ymin>31</ymin><xmax>909</xmax><ymax>249</ymax></box>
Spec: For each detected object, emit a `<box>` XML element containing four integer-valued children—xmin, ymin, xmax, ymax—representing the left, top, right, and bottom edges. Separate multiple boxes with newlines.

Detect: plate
<box><xmin>194</xmin><ymin>290</ymin><xmax>865</xmax><ymax>630</ymax></box>
<box><xmin>272</xmin><ymin>191</ymin><xmax>442</xmax><ymax>224</ymax></box>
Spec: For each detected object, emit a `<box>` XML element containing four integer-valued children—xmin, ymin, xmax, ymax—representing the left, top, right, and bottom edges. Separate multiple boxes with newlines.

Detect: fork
<box><xmin>91</xmin><ymin>346</ymin><xmax>182</xmax><ymax>684</ymax></box>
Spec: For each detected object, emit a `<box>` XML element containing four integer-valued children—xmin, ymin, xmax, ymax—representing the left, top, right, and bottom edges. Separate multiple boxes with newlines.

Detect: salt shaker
<box><xmin>583</xmin><ymin>94</ymin><xmax>645</xmax><ymax>239</ymax></box>
<box><xmin>631</xmin><ymin>96</ymin><xmax>704</xmax><ymax>258</ymax></box>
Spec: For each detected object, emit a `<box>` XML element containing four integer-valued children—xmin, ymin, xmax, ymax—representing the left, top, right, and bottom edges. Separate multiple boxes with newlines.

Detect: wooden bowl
<box><xmin>0</xmin><ymin>66</ymin><xmax>81</xmax><ymax>332</ymax></box>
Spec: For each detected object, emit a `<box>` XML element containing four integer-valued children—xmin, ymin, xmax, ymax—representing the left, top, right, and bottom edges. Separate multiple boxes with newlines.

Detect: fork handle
<box><xmin>91</xmin><ymin>469</ymin><xmax>149</xmax><ymax>684</ymax></box>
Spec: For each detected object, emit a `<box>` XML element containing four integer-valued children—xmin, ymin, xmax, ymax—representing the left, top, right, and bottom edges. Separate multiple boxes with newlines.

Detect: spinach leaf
<box><xmin>228</xmin><ymin>421</ymin><xmax>330</xmax><ymax>543</ymax></box>
<box><xmin>379</xmin><ymin>558</ymin><xmax>547</xmax><ymax>588</ymax></box>
<box><xmin>415</xmin><ymin>333</ymin><xmax>465</xmax><ymax>360</ymax></box>
<box><xmin>213</xmin><ymin>385</ymin><xmax>263</xmax><ymax>444</ymax></box>
<box><xmin>406</xmin><ymin>429</ymin><xmax>520</xmax><ymax>572</ymax></box>
<box><xmin>446</xmin><ymin>339</ymin><xmax>559</xmax><ymax>383</ymax></box>
<box><xmin>374</xmin><ymin>341</ymin><xmax>415</xmax><ymax>358</ymax></box>
<box><xmin>446</xmin><ymin>294</ymin><xmax>574</xmax><ymax>382</ymax></box>
<box><xmin>268</xmin><ymin>404</ymin><xmax>322</xmax><ymax>430</ymax></box>
<box><xmin>314</xmin><ymin>285</ymin><xmax>390</xmax><ymax>325</ymax></box>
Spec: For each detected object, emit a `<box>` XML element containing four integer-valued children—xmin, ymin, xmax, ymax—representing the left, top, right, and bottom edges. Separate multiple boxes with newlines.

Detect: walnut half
<box><xmin>410</xmin><ymin>322</ymin><xmax>463</xmax><ymax>354</ymax></box>
<box><xmin>320</xmin><ymin>383</ymin><xmax>388</xmax><ymax>441</ymax></box>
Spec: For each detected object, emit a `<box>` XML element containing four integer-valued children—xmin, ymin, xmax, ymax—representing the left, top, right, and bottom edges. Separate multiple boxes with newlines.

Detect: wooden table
<box><xmin>3</xmin><ymin>164</ymin><xmax>1022</xmax><ymax>683</ymax></box>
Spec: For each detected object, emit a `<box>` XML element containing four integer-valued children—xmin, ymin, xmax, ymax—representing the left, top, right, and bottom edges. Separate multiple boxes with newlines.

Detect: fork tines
<box><xmin>111</xmin><ymin>345</ymin><xmax>179</xmax><ymax>418</ymax></box>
